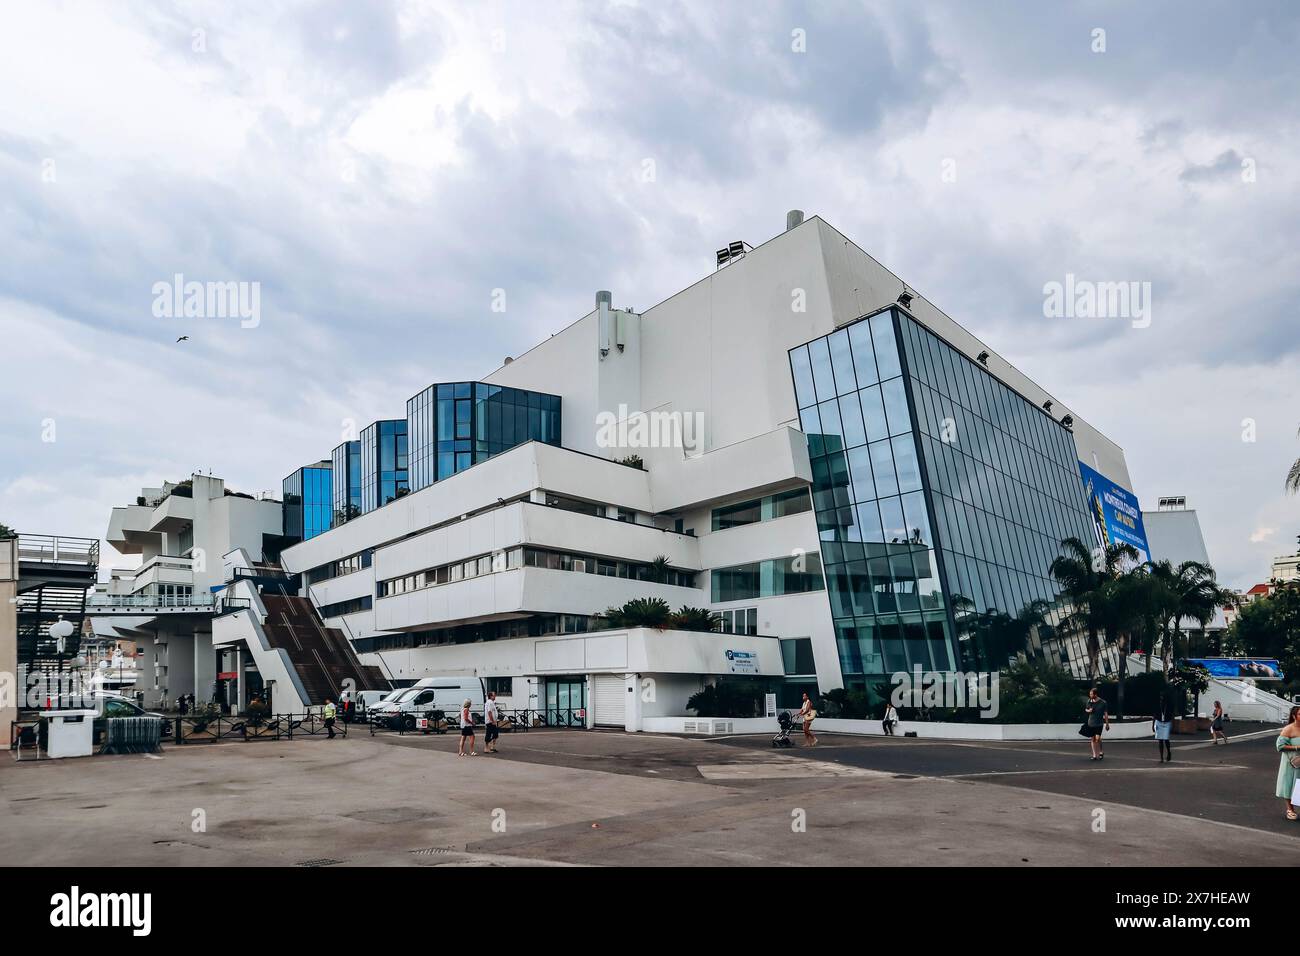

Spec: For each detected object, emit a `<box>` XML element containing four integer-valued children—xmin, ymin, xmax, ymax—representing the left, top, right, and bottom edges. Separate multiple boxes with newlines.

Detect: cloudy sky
<box><xmin>1</xmin><ymin>0</ymin><xmax>1297</xmax><ymax>590</ymax></box>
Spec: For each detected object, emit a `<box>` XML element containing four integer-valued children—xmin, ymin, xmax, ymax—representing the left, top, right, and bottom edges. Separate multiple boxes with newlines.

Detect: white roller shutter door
<box><xmin>591</xmin><ymin>674</ymin><xmax>627</xmax><ymax>728</ymax></box>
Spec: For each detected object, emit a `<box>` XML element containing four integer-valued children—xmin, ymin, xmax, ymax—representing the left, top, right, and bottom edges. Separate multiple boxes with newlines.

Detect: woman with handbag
<box><xmin>1275</xmin><ymin>705</ymin><xmax>1300</xmax><ymax>821</ymax></box>
<box><xmin>1210</xmin><ymin>701</ymin><xmax>1228</xmax><ymax>744</ymax></box>
<box><xmin>797</xmin><ymin>692</ymin><xmax>818</xmax><ymax>747</ymax></box>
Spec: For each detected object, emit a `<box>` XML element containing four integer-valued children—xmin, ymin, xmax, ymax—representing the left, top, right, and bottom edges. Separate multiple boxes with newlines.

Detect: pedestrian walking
<box><xmin>1153</xmin><ymin>694</ymin><xmax>1174</xmax><ymax>763</ymax></box>
<box><xmin>323</xmin><ymin>698</ymin><xmax>336</xmax><ymax>739</ymax></box>
<box><xmin>1210</xmin><ymin>700</ymin><xmax>1228</xmax><ymax>744</ymax></box>
<box><xmin>177</xmin><ymin>694</ymin><xmax>188</xmax><ymax>717</ymax></box>
<box><xmin>797</xmin><ymin>692</ymin><xmax>818</xmax><ymax>747</ymax></box>
<box><xmin>1083</xmin><ymin>686</ymin><xmax>1109</xmax><ymax>761</ymax></box>
<box><xmin>882</xmin><ymin>701</ymin><xmax>899</xmax><ymax>736</ymax></box>
<box><xmin>458</xmin><ymin>698</ymin><xmax>477</xmax><ymax>756</ymax></box>
<box><xmin>484</xmin><ymin>691</ymin><xmax>500</xmax><ymax>754</ymax></box>
<box><xmin>1276</xmin><ymin>705</ymin><xmax>1300</xmax><ymax>821</ymax></box>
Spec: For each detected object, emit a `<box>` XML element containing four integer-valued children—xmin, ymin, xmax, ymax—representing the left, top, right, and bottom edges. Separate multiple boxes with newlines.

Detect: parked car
<box><xmin>37</xmin><ymin>693</ymin><xmax>171</xmax><ymax>749</ymax></box>
<box><xmin>368</xmin><ymin>677</ymin><xmax>484</xmax><ymax>731</ymax></box>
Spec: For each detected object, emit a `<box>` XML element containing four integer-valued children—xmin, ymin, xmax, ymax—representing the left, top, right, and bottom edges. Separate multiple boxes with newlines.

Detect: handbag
<box><xmin>1288</xmin><ymin>752</ymin><xmax>1300</xmax><ymax>770</ymax></box>
<box><xmin>1077</xmin><ymin>722</ymin><xmax>1092</xmax><ymax>738</ymax></box>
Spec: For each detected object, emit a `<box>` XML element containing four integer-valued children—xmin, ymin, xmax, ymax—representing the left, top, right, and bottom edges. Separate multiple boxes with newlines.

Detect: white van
<box><xmin>355</xmin><ymin>688</ymin><xmax>401</xmax><ymax>721</ymax></box>
<box><xmin>369</xmin><ymin>677</ymin><xmax>485</xmax><ymax>731</ymax></box>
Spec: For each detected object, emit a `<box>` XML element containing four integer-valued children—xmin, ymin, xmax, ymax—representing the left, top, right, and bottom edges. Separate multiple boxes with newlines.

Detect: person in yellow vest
<box><xmin>323</xmin><ymin>699</ymin><xmax>337</xmax><ymax>739</ymax></box>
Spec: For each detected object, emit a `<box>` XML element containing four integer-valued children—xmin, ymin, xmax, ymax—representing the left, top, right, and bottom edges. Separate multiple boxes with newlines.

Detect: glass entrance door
<box><xmin>545</xmin><ymin>677</ymin><xmax>586</xmax><ymax>727</ymax></box>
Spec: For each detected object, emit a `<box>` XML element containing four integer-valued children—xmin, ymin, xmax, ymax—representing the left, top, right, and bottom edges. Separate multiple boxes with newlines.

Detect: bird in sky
<box><xmin>176</xmin><ymin>335</ymin><xmax>189</xmax><ymax>342</ymax></box>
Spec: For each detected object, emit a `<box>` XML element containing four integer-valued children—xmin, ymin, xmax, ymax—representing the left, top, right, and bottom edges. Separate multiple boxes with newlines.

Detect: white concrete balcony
<box><xmin>148</xmin><ymin>493</ymin><xmax>195</xmax><ymax>533</ymax></box>
<box><xmin>650</xmin><ymin>425</ymin><xmax>812</xmax><ymax>513</ymax></box>
<box><xmin>372</xmin><ymin>566</ymin><xmax>705</xmax><ymax>633</ymax></box>
<box><xmin>280</xmin><ymin>441</ymin><xmax>656</xmax><ymax>574</ymax></box>
<box><xmin>106</xmin><ymin>505</ymin><xmax>160</xmax><ymax>554</ymax></box>
<box><xmin>108</xmin><ymin>555</ymin><xmax>196</xmax><ymax>594</ymax></box>
<box><xmin>373</xmin><ymin>499</ymin><xmax>699</xmax><ymax>583</ymax></box>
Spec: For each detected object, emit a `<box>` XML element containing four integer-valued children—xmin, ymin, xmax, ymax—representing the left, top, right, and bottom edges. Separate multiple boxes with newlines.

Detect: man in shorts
<box><xmin>484</xmin><ymin>691</ymin><xmax>501</xmax><ymax>754</ymax></box>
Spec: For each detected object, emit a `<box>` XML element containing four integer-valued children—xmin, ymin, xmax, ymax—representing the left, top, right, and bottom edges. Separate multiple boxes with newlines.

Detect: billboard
<box><xmin>1185</xmin><ymin>658</ymin><xmax>1285</xmax><ymax>680</ymax></box>
<box><xmin>1078</xmin><ymin>461</ymin><xmax>1150</xmax><ymax>562</ymax></box>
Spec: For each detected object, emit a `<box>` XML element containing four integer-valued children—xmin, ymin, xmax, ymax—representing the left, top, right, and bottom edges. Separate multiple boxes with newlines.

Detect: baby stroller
<box><xmin>771</xmin><ymin>710</ymin><xmax>796</xmax><ymax>748</ymax></box>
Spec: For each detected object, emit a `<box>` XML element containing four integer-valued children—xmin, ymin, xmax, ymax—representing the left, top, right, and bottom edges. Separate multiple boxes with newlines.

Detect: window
<box><xmin>710</xmin><ymin>555</ymin><xmax>824</xmax><ymax>602</ymax></box>
<box><xmin>711</xmin><ymin>488</ymin><xmax>811</xmax><ymax>531</ymax></box>
<box><xmin>717</xmin><ymin>607</ymin><xmax>758</xmax><ymax>635</ymax></box>
<box><xmin>318</xmin><ymin>596</ymin><xmax>372</xmax><ymax>618</ymax></box>
<box><xmin>781</xmin><ymin>638</ymin><xmax>816</xmax><ymax>675</ymax></box>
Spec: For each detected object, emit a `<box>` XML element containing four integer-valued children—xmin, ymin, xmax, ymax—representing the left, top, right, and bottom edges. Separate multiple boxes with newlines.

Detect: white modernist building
<box><xmin>91</xmin><ymin>474</ymin><xmax>283</xmax><ymax>709</ymax></box>
<box><xmin>275</xmin><ymin>211</ymin><xmax>1141</xmax><ymax>728</ymax></box>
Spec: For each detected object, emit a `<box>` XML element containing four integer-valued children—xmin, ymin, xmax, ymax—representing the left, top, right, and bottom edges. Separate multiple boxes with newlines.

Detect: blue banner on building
<box><xmin>1078</xmin><ymin>461</ymin><xmax>1150</xmax><ymax>562</ymax></box>
<box><xmin>1185</xmin><ymin>658</ymin><xmax>1285</xmax><ymax>680</ymax></box>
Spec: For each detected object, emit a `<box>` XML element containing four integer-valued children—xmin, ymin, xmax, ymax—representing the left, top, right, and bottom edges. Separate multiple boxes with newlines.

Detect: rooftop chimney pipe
<box><xmin>786</xmin><ymin>210</ymin><xmax>805</xmax><ymax>231</ymax></box>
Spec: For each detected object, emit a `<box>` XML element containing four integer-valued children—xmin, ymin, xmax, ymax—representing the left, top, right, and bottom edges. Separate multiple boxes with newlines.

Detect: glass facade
<box><xmin>407</xmin><ymin>381</ymin><xmax>562</xmax><ymax>492</ymax></box>
<box><xmin>282</xmin><ymin>464</ymin><xmax>332</xmax><ymax>541</ymax></box>
<box><xmin>896</xmin><ymin>312</ymin><xmax>1096</xmax><ymax>672</ymax></box>
<box><xmin>789</xmin><ymin>307</ymin><xmax>1096</xmax><ymax>689</ymax></box>
<box><xmin>360</xmin><ymin>420</ymin><xmax>409</xmax><ymax>514</ymax></box>
<box><xmin>331</xmin><ymin>440</ymin><xmax>361</xmax><ymax>525</ymax></box>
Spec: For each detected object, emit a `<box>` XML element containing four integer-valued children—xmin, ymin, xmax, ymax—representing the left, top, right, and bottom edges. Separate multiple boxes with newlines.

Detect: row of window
<box><xmin>711</xmin><ymin>488</ymin><xmax>811</xmax><ymax>531</ymax></box>
<box><xmin>305</xmin><ymin>549</ymin><xmax>373</xmax><ymax>585</ymax></box>
<box><xmin>355</xmin><ymin>614</ymin><xmax>597</xmax><ymax>653</ymax></box>
<box><xmin>378</xmin><ymin>546</ymin><xmax>698</xmax><ymax>598</ymax></box>
<box><xmin>318</xmin><ymin>595</ymin><xmax>372</xmax><ymax>618</ymax></box>
<box><xmin>710</xmin><ymin>554</ymin><xmax>826</xmax><ymax>603</ymax></box>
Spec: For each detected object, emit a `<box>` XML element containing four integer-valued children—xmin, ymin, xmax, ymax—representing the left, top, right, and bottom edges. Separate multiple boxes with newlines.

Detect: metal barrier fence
<box><xmin>9</xmin><ymin>712</ymin><xmax>348</xmax><ymax>757</ymax></box>
<box><xmin>170</xmin><ymin>712</ymin><xmax>347</xmax><ymax>743</ymax></box>
<box><xmin>366</xmin><ymin>708</ymin><xmax>587</xmax><ymax>735</ymax></box>
<box><xmin>102</xmin><ymin>716</ymin><xmax>163</xmax><ymax>754</ymax></box>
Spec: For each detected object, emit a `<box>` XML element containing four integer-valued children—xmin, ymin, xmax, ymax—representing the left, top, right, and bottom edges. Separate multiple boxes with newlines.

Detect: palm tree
<box><xmin>646</xmin><ymin>556</ymin><xmax>671</xmax><ymax>585</ymax></box>
<box><xmin>667</xmin><ymin>606</ymin><xmax>721</xmax><ymax>632</ymax></box>
<box><xmin>1151</xmin><ymin>560</ymin><xmax>1225</xmax><ymax>671</ymax></box>
<box><xmin>1286</xmin><ymin>425</ymin><xmax>1300</xmax><ymax>494</ymax></box>
<box><xmin>1049</xmin><ymin>536</ymin><xmax>1140</xmax><ymax>678</ymax></box>
<box><xmin>600</xmin><ymin>597</ymin><xmax>672</xmax><ymax>630</ymax></box>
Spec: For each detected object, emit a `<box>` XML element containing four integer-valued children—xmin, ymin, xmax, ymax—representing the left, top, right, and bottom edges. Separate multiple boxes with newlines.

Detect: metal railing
<box><xmin>88</xmin><ymin>593</ymin><xmax>216</xmax><ymax>609</ymax></box>
<box><xmin>366</xmin><ymin>708</ymin><xmax>584</xmax><ymax>735</ymax></box>
<box><xmin>15</xmin><ymin>534</ymin><xmax>100</xmax><ymax>567</ymax></box>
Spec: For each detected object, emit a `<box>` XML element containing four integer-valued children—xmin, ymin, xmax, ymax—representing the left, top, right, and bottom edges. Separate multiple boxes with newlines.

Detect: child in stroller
<box><xmin>772</xmin><ymin>710</ymin><xmax>796</xmax><ymax>748</ymax></box>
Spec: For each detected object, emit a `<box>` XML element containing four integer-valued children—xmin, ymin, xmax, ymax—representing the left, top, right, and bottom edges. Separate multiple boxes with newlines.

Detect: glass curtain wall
<box><xmin>331</xmin><ymin>441</ymin><xmax>361</xmax><ymax>525</ymax></box>
<box><xmin>788</xmin><ymin>309</ymin><xmax>956</xmax><ymax>689</ymax></box>
<box><xmin>895</xmin><ymin>313</ymin><xmax>1096</xmax><ymax>673</ymax></box>
<box><xmin>790</xmin><ymin>307</ymin><xmax>1101</xmax><ymax>689</ymax></box>
<box><xmin>360</xmin><ymin>420</ymin><xmax>408</xmax><ymax>513</ymax></box>
<box><xmin>408</xmin><ymin>381</ymin><xmax>562</xmax><ymax>491</ymax></box>
<box><xmin>282</xmin><ymin>465</ymin><xmax>332</xmax><ymax>541</ymax></box>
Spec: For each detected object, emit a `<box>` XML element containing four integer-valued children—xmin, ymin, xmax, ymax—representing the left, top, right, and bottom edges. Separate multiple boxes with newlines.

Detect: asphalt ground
<box><xmin>2</xmin><ymin>723</ymin><xmax>1295</xmax><ymax>867</ymax></box>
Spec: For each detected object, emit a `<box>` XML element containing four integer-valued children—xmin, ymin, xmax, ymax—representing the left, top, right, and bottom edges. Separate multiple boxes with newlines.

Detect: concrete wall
<box><xmin>1</xmin><ymin>539</ymin><xmax>16</xmax><ymax>749</ymax></box>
